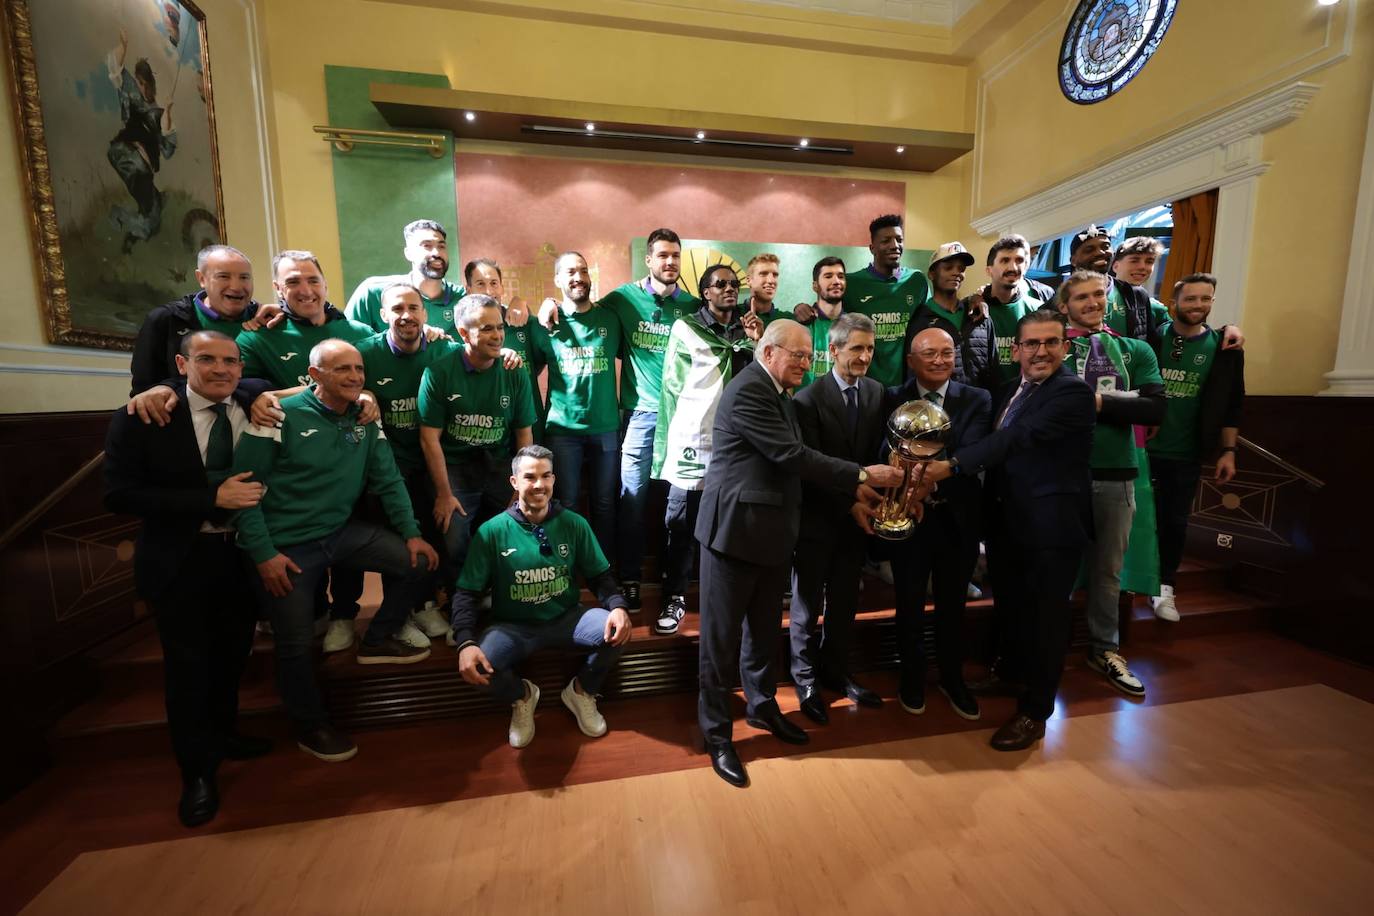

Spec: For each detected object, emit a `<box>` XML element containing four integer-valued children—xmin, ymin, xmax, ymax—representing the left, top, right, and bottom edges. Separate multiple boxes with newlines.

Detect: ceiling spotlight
<box><xmin>1317</xmin><ymin>0</ymin><xmax>1340</xmax><ymax>6</ymax></box>
<box><xmin>896</xmin><ymin>145</ymin><xmax>905</xmax><ymax>153</ymax></box>
<box><xmin>696</xmin><ymin>131</ymin><xmax>706</xmax><ymax>140</ymax></box>
<box><xmin>585</xmin><ymin>122</ymin><xmax>596</xmax><ymax>132</ymax></box>
<box><xmin>799</xmin><ymin>138</ymin><xmax>810</xmax><ymax>147</ymax></box>
<box><xmin>464</xmin><ymin>111</ymin><xmax>476</xmax><ymax>122</ymax></box>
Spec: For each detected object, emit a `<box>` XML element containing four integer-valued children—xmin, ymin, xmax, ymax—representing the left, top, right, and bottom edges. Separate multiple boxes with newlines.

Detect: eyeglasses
<box><xmin>531</xmin><ymin>525</ymin><xmax>553</xmax><ymax>556</ymax></box>
<box><xmin>782</xmin><ymin>348</ymin><xmax>813</xmax><ymax>364</ymax></box>
<box><xmin>1017</xmin><ymin>337</ymin><xmax>1063</xmax><ymax>351</ymax></box>
<box><xmin>917</xmin><ymin>349</ymin><xmax>956</xmax><ymax>361</ymax></box>
<box><xmin>707</xmin><ymin>278</ymin><xmax>741</xmax><ymax>290</ymax></box>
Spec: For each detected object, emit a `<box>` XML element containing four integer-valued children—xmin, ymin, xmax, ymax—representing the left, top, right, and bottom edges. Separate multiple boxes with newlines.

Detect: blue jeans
<box><xmin>477</xmin><ymin>606</ymin><xmax>625</xmax><ymax>704</ymax></box>
<box><xmin>548</xmin><ymin>431</ymin><xmax>618</xmax><ymax>562</ymax></box>
<box><xmin>1085</xmin><ymin>479</ymin><xmax>1135</xmax><ymax>655</ymax></box>
<box><xmin>617</xmin><ymin>410</ymin><xmax>657</xmax><ymax>581</ymax></box>
<box><xmin>438</xmin><ymin>457</ymin><xmax>513</xmax><ymax>592</ymax></box>
<box><xmin>253</xmin><ymin>521</ymin><xmax>432</xmax><ymax>731</ymax></box>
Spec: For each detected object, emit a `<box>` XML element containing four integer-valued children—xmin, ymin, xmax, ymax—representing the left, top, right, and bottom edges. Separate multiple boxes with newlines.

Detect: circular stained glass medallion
<box><xmin>1058</xmin><ymin>0</ymin><xmax>1179</xmax><ymax>105</ymax></box>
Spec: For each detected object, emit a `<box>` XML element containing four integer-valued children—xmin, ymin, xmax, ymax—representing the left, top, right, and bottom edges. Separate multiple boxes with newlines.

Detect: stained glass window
<box><xmin>1059</xmin><ymin>0</ymin><xmax>1179</xmax><ymax>104</ymax></box>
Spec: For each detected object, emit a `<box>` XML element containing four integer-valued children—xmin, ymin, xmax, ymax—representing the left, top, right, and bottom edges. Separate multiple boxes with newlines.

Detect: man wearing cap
<box><xmin>902</xmin><ymin>242</ymin><xmax>999</xmax><ymax>391</ymax></box>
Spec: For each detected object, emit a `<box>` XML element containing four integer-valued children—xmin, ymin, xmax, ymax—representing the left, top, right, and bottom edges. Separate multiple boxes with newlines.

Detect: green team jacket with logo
<box><xmin>345</xmin><ymin>276</ymin><xmax>466</xmax><ymax>334</ymax></box>
<box><xmin>598</xmin><ymin>281</ymin><xmax>700</xmax><ymax>414</ymax></box>
<box><xmin>355</xmin><ymin>332</ymin><xmax>457</xmax><ymax>473</ymax></box>
<box><xmin>530</xmin><ymin>306</ymin><xmax>622</xmax><ymax>435</ymax></box>
<box><xmin>417</xmin><ymin>348</ymin><xmax>538</xmax><ymax>463</ymax></box>
<box><xmin>236</xmin><ymin>311</ymin><xmax>374</xmax><ymax>389</ymax></box>
<box><xmin>843</xmin><ymin>265</ymin><xmax>929</xmax><ymax>387</ymax></box>
<box><xmin>231</xmin><ymin>389</ymin><xmax>420</xmax><ymax>563</ymax></box>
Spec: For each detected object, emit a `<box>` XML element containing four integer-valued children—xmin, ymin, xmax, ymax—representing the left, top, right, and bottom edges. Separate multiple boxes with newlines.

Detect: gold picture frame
<box><xmin>2</xmin><ymin>0</ymin><xmax>225</xmax><ymax>350</ymax></box>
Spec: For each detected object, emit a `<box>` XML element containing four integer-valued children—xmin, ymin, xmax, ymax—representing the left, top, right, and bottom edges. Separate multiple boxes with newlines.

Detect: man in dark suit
<box><xmin>104</xmin><ymin>330</ymin><xmax>272</xmax><ymax>827</ymax></box>
<box><xmin>792</xmin><ymin>314</ymin><xmax>887</xmax><ymax>724</ymax></box>
<box><xmin>695</xmin><ymin>319</ymin><xmax>903</xmax><ymax>786</ymax></box>
<box><xmin>927</xmin><ymin>308</ymin><xmax>1096</xmax><ymax>751</ymax></box>
<box><xmin>885</xmin><ymin>328</ymin><xmax>992</xmax><ymax>720</ymax></box>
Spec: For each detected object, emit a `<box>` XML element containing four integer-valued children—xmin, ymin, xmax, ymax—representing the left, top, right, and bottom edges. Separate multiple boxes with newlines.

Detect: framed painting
<box><xmin>3</xmin><ymin>0</ymin><xmax>224</xmax><ymax>349</ymax></box>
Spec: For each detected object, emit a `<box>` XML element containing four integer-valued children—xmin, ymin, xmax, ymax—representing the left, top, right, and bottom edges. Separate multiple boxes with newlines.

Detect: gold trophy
<box><xmin>873</xmin><ymin>399</ymin><xmax>952</xmax><ymax>541</ymax></box>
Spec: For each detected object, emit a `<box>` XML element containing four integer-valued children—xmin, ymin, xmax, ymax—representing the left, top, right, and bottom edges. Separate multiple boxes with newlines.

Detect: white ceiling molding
<box><xmin>734</xmin><ymin>0</ymin><xmax>956</xmax><ymax>27</ymax></box>
<box><xmin>970</xmin><ymin>80</ymin><xmax>1319</xmax><ymax>241</ymax></box>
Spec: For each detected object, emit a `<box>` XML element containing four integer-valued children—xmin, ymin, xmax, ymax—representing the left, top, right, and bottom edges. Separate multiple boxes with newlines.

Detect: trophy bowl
<box><xmin>873</xmin><ymin>399</ymin><xmax>952</xmax><ymax>541</ymax></box>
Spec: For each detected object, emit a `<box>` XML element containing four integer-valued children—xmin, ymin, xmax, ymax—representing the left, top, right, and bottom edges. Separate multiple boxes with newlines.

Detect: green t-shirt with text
<box><xmin>457</xmin><ymin>508</ymin><xmax>609</xmax><ymax>624</ymax></box>
<box><xmin>1063</xmin><ymin>333</ymin><xmax>1163</xmax><ymax>472</ymax></box>
<box><xmin>1148</xmin><ymin>326</ymin><xmax>1219</xmax><ymax>461</ymax></box>
<box><xmin>530</xmin><ymin>307</ymin><xmax>623</xmax><ymax>435</ymax></box>
<box><xmin>985</xmin><ymin>289</ymin><xmax>1043</xmax><ymax>385</ymax></box>
<box><xmin>843</xmin><ymin>265</ymin><xmax>929</xmax><ymax>387</ymax></box>
<box><xmin>800</xmin><ymin>313</ymin><xmax>835</xmax><ymax>388</ymax></box>
<box><xmin>236</xmin><ymin>315</ymin><xmax>374</xmax><ymax>389</ymax></box>
<box><xmin>418</xmin><ymin>349</ymin><xmax>537</xmax><ymax>463</ymax></box>
<box><xmin>356</xmin><ymin>332</ymin><xmax>457</xmax><ymax>472</ymax></box>
<box><xmin>345</xmin><ymin>276</ymin><xmax>466</xmax><ymax>334</ymax></box>
<box><xmin>598</xmin><ymin>281</ymin><xmax>699</xmax><ymax>413</ymax></box>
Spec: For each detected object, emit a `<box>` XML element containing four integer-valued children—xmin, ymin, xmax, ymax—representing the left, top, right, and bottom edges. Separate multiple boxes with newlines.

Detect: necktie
<box><xmin>844</xmin><ymin>386</ymin><xmax>858</xmax><ymax>439</ymax></box>
<box><xmin>206</xmin><ymin>402</ymin><xmax>233</xmax><ymax>484</ymax></box>
<box><xmin>997</xmin><ymin>381</ymin><xmax>1033</xmax><ymax>429</ymax></box>
<box><xmin>923</xmin><ymin>390</ymin><xmax>941</xmax><ymax>406</ymax></box>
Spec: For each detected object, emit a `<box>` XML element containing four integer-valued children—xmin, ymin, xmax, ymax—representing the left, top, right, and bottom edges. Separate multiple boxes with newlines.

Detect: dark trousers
<box><xmin>983</xmin><ymin>525</ymin><xmax>1022</xmax><ymax>678</ymax></box>
<box><xmin>150</xmin><ymin>534</ymin><xmax>257</xmax><ymax>781</ymax></box>
<box><xmin>697</xmin><ymin>546</ymin><xmax>788</xmax><ymax>749</ymax></box>
<box><xmin>1150</xmin><ymin>456</ymin><xmax>1202</xmax><ymax>587</ymax></box>
<box><xmin>663</xmin><ymin>486</ymin><xmax>702</xmax><ymax>595</ymax></box>
<box><xmin>997</xmin><ymin>542</ymin><xmax>1081</xmax><ymax>721</ymax></box>
<box><xmin>789</xmin><ymin>531</ymin><xmax>865</xmax><ymax>688</ymax></box>
<box><xmin>890</xmin><ymin>506</ymin><xmax>979</xmax><ymax>690</ymax></box>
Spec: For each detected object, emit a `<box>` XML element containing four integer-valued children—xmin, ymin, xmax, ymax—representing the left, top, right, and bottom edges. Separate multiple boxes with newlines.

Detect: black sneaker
<box><xmin>297</xmin><ymin>724</ymin><xmax>357</xmax><ymax>762</ymax></box>
<box><xmin>622</xmin><ymin>580</ymin><xmax>642</xmax><ymax>613</ymax></box>
<box><xmin>655</xmin><ymin>594</ymin><xmax>687</xmax><ymax>635</ymax></box>
<box><xmin>939</xmin><ymin>681</ymin><xmax>981</xmax><ymax>721</ymax></box>
<box><xmin>898</xmin><ymin>682</ymin><xmax>926</xmax><ymax>715</ymax></box>
<box><xmin>357</xmin><ymin>637</ymin><xmax>431</xmax><ymax>665</ymax></box>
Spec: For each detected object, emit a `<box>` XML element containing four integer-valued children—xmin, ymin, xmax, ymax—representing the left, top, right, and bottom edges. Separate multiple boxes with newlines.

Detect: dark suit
<box><xmin>695</xmin><ymin>361</ymin><xmax>859</xmax><ymax>748</ymax></box>
<box><xmin>790</xmin><ymin>370</ymin><xmax>886</xmax><ymax>688</ymax></box>
<box><xmin>952</xmin><ymin>366</ymin><xmax>1095</xmax><ymax>720</ymax></box>
<box><xmin>104</xmin><ymin>379</ymin><xmax>259</xmax><ymax>780</ymax></box>
<box><xmin>883</xmin><ymin>379</ymin><xmax>992</xmax><ymax>691</ymax></box>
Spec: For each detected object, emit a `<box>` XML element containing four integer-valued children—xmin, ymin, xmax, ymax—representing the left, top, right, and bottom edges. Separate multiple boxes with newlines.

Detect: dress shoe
<box><xmin>710</xmin><ymin>745</ymin><xmax>748</xmax><ymax>787</ymax></box>
<box><xmin>939</xmin><ymin>681</ymin><xmax>981</xmax><ymax>721</ymax></box>
<box><xmin>745</xmin><ymin>709</ymin><xmax>810</xmax><ymax>745</ymax></box>
<box><xmin>223</xmin><ymin>733</ymin><xmax>274</xmax><ymax>760</ymax></box>
<box><xmin>178</xmin><ymin>775</ymin><xmax>219</xmax><ymax>828</ymax></box>
<box><xmin>796</xmin><ymin>685</ymin><xmax>829</xmax><ymax>725</ymax></box>
<box><xmin>820</xmin><ymin>672</ymin><xmax>883</xmax><ymax>708</ymax></box>
<box><xmin>989</xmin><ymin>713</ymin><xmax>1046</xmax><ymax>751</ymax></box>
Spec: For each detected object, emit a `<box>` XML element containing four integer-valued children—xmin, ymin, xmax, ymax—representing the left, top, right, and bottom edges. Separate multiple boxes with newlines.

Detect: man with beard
<box><xmin>539</xmin><ymin>229</ymin><xmax>699</xmax><ymax>610</ymax></box>
<box><xmin>1057</xmin><ymin>271</ymin><xmax>1165</xmax><ymax>698</ymax></box>
<box><xmin>530</xmin><ymin>253</ymin><xmax>623</xmax><ymax>563</ymax></box>
<box><xmin>651</xmin><ymin>264</ymin><xmax>762</xmax><ymax>636</ymax></box>
<box><xmin>741</xmin><ymin>254</ymin><xmax>783</xmax><ymax>326</ymax></box>
<box><xmin>1147</xmin><ymin>274</ymin><xmax>1244</xmax><ymax>622</ymax></box>
<box><xmin>977</xmin><ymin>236</ymin><xmax>1048</xmax><ymax>387</ymax></box>
<box><xmin>799</xmin><ymin>257</ymin><xmax>846</xmax><ymax>387</ymax></box>
<box><xmin>902</xmin><ymin>242</ymin><xmax>999</xmax><ymax>391</ymax></box>
<box><xmin>347</xmin><ymin>220</ymin><xmax>467</xmax><ymax>334</ymax></box>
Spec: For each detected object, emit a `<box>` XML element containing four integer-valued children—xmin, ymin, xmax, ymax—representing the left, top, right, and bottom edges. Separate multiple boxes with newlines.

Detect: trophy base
<box><xmin>873</xmin><ymin>519</ymin><xmax>914</xmax><ymax>542</ymax></box>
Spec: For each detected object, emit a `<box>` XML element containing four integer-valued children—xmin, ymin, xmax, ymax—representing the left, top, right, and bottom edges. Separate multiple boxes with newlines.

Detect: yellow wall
<box><xmin>966</xmin><ymin>0</ymin><xmax>1374</xmax><ymax>395</ymax></box>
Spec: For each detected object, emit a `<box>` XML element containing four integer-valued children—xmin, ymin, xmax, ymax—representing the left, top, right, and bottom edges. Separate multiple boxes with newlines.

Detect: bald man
<box><xmin>231</xmin><ymin>338</ymin><xmax>439</xmax><ymax>764</ymax></box>
<box><xmin>882</xmin><ymin>327</ymin><xmax>992</xmax><ymax>720</ymax></box>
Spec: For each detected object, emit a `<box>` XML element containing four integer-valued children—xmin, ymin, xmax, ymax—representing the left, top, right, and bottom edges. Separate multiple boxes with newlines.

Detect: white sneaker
<box><xmin>322</xmin><ymin>620</ymin><xmax>355</xmax><ymax>653</ymax></box>
<box><xmin>1088</xmin><ymin>650</ymin><xmax>1146</xmax><ymax>697</ymax></box>
<box><xmin>412</xmin><ymin>602</ymin><xmax>451</xmax><ymax>638</ymax></box>
<box><xmin>866</xmin><ymin>560</ymin><xmax>894</xmax><ymax>585</ymax></box>
<box><xmin>509</xmin><ymin>679</ymin><xmax>540</xmax><ymax>748</ymax></box>
<box><xmin>1150</xmin><ymin>585</ymin><xmax>1180</xmax><ymax>622</ymax></box>
<box><xmin>561</xmin><ymin>678</ymin><xmax>608</xmax><ymax>738</ymax></box>
<box><xmin>393</xmin><ymin>621</ymin><xmax>431</xmax><ymax>649</ymax></box>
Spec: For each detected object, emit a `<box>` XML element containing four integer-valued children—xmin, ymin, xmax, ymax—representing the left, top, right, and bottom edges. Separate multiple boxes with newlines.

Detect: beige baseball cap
<box><xmin>929</xmin><ymin>242</ymin><xmax>976</xmax><ymax>270</ymax></box>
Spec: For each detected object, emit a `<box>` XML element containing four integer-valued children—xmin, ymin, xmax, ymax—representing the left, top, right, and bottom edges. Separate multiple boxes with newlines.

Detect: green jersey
<box><xmin>236</xmin><ymin>313</ymin><xmax>374</xmax><ymax>389</ymax></box>
<box><xmin>1104</xmin><ymin>285</ymin><xmax>1172</xmax><ymax>339</ymax></box>
<box><xmin>231</xmin><ymin>389</ymin><xmax>419</xmax><ymax>563</ymax></box>
<box><xmin>192</xmin><ymin>293</ymin><xmax>249</xmax><ymax>337</ymax></box>
<box><xmin>598</xmin><ymin>280</ymin><xmax>700</xmax><ymax>413</ymax></box>
<box><xmin>1148</xmin><ymin>326</ymin><xmax>1219</xmax><ymax>462</ymax></box>
<box><xmin>355</xmin><ymin>332</ymin><xmax>457</xmax><ymax>473</ymax></box>
<box><xmin>843</xmin><ymin>265</ymin><xmax>929</xmax><ymax>387</ymax></box>
<box><xmin>417</xmin><ymin>348</ymin><xmax>537</xmax><ymax>463</ymax></box>
<box><xmin>503</xmin><ymin>310</ymin><xmax>532</xmax><ymax>363</ymax></box>
<box><xmin>530</xmin><ymin>306</ymin><xmax>622</xmax><ymax>435</ymax></box>
<box><xmin>457</xmin><ymin>506</ymin><xmax>609</xmax><ymax>624</ymax></box>
<box><xmin>984</xmin><ymin>287</ymin><xmax>1043</xmax><ymax>385</ymax></box>
<box><xmin>1064</xmin><ymin>331</ymin><xmax>1163</xmax><ymax>472</ymax></box>
<box><xmin>800</xmin><ymin>312</ymin><xmax>836</xmax><ymax>388</ymax></box>
<box><xmin>346</xmin><ymin>275</ymin><xmax>466</xmax><ymax>334</ymax></box>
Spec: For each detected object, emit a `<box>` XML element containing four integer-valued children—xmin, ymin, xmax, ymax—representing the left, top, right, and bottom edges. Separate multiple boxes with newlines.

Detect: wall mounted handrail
<box><xmin>313</xmin><ymin>125</ymin><xmax>445</xmax><ymax>158</ymax></box>
<box><xmin>1237</xmin><ymin>436</ymin><xmax>1324</xmax><ymax>489</ymax></box>
<box><xmin>0</xmin><ymin>451</ymin><xmax>105</xmax><ymax>554</ymax></box>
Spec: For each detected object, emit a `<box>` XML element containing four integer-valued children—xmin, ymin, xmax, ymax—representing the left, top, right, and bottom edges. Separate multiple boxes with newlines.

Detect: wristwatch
<box><xmin>947</xmin><ymin>457</ymin><xmax>962</xmax><ymax>476</ymax></box>
<box><xmin>858</xmin><ymin>467</ymin><xmax>869</xmax><ymax>485</ymax></box>
<box><xmin>1220</xmin><ymin>446</ymin><xmax>1237</xmax><ymax>453</ymax></box>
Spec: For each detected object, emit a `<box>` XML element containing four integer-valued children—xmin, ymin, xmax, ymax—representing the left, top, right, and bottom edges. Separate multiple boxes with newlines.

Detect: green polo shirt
<box><xmin>843</xmin><ymin>265</ymin><xmax>929</xmax><ymax>387</ymax></box>
<box><xmin>1148</xmin><ymin>326</ymin><xmax>1220</xmax><ymax>462</ymax></box>
<box><xmin>355</xmin><ymin>332</ymin><xmax>457</xmax><ymax>473</ymax></box>
<box><xmin>236</xmin><ymin>313</ymin><xmax>374</xmax><ymax>389</ymax></box>
<box><xmin>345</xmin><ymin>275</ymin><xmax>466</xmax><ymax>334</ymax></box>
<box><xmin>530</xmin><ymin>306</ymin><xmax>622</xmax><ymax>435</ymax></box>
<box><xmin>417</xmin><ymin>349</ymin><xmax>538</xmax><ymax>463</ymax></box>
<box><xmin>457</xmin><ymin>507</ymin><xmax>608</xmax><ymax>624</ymax></box>
<box><xmin>598</xmin><ymin>279</ymin><xmax>700</xmax><ymax>413</ymax></box>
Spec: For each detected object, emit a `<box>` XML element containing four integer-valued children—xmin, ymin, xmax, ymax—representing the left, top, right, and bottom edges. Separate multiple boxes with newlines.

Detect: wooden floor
<box><xmin>21</xmin><ymin>684</ymin><xmax>1374</xmax><ymax>915</ymax></box>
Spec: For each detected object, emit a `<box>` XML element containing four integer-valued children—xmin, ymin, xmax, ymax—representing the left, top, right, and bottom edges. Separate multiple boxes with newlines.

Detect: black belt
<box><xmin>196</xmin><ymin>530</ymin><xmax>237</xmax><ymax>543</ymax></box>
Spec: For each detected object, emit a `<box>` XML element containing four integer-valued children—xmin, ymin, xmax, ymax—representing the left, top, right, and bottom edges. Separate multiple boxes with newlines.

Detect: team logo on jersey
<box><xmin>558</xmin><ymin>543</ymin><xmax>569</xmax><ymax>558</ymax></box>
<box><xmin>443</xmin><ymin>310</ymin><xmax>453</xmax><ymax>322</ymax></box>
<box><xmin>906</xmin><ymin>295</ymin><xmax>915</xmax><ymax>306</ymax></box>
<box><xmin>500</xmin><ymin>395</ymin><xmax>511</xmax><ymax>408</ymax></box>
<box><xmin>1122</xmin><ymin>350</ymin><xmax>1132</xmax><ymax>363</ymax></box>
<box><xmin>375</xmin><ymin>377</ymin><xmax>394</xmax><ymax>386</ymax></box>
<box><xmin>598</xmin><ymin>327</ymin><xmax>607</xmax><ymax>338</ymax></box>
<box><xmin>1194</xmin><ymin>354</ymin><xmax>1206</xmax><ymax>365</ymax></box>
<box><xmin>280</xmin><ymin>352</ymin><xmax>298</xmax><ymax>361</ymax></box>
<box><xmin>177</xmin><ymin>328</ymin><xmax>190</xmax><ymax>336</ymax></box>
<box><xmin>300</xmin><ymin>429</ymin><xmax>318</xmax><ymax>438</ymax></box>
<box><xmin>859</xmin><ymin>295</ymin><xmax>874</xmax><ymax>303</ymax></box>
<box><xmin>447</xmin><ymin>394</ymin><xmax>462</xmax><ymax>401</ymax></box>
<box><xmin>500</xmin><ymin>548</ymin><xmax>517</xmax><ymax>557</ymax></box>
<box><xmin>352</xmin><ymin>426</ymin><xmax>367</xmax><ymax>440</ymax></box>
